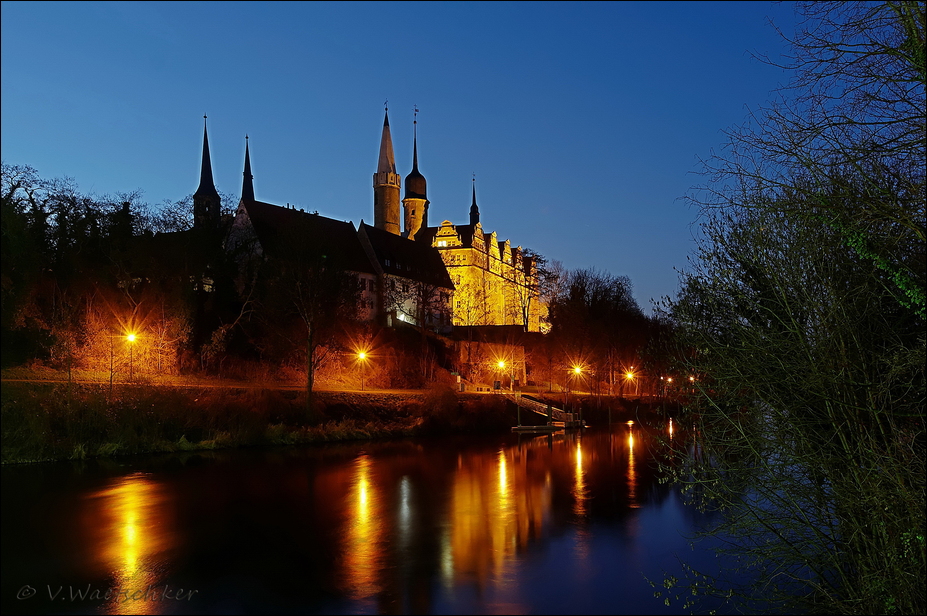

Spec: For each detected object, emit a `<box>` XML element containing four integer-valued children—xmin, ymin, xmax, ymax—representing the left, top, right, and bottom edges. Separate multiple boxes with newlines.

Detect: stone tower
<box><xmin>403</xmin><ymin>111</ymin><xmax>428</xmax><ymax>239</ymax></box>
<box><xmin>373</xmin><ymin>108</ymin><xmax>401</xmax><ymax>235</ymax></box>
<box><xmin>193</xmin><ymin>115</ymin><xmax>221</xmax><ymax>229</ymax></box>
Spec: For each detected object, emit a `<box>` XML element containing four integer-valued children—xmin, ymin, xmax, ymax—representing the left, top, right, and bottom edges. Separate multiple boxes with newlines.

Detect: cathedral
<box><xmin>196</xmin><ymin>108</ymin><xmax>545</xmax><ymax>334</ymax></box>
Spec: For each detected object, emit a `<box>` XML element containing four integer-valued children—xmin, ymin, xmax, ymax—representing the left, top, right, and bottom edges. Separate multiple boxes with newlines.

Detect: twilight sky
<box><xmin>1</xmin><ymin>1</ymin><xmax>796</xmax><ymax>312</ymax></box>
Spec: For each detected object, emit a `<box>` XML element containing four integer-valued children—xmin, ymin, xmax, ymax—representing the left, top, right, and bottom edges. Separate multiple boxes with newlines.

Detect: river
<box><xmin>2</xmin><ymin>419</ymin><xmax>733</xmax><ymax>615</ymax></box>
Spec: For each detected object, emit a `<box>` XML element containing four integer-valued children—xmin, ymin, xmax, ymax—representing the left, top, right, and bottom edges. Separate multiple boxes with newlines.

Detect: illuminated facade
<box><xmin>201</xmin><ymin>109</ymin><xmax>545</xmax><ymax>333</ymax></box>
<box><xmin>373</xmin><ymin>109</ymin><xmax>545</xmax><ymax>333</ymax></box>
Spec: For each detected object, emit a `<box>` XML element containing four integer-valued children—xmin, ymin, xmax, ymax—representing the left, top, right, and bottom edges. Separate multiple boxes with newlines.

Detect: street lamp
<box><xmin>357</xmin><ymin>351</ymin><xmax>368</xmax><ymax>391</ymax></box>
<box><xmin>496</xmin><ymin>359</ymin><xmax>506</xmax><ymax>391</ymax></box>
<box><xmin>567</xmin><ymin>366</ymin><xmax>583</xmax><ymax>413</ymax></box>
<box><xmin>126</xmin><ymin>332</ymin><xmax>137</xmax><ymax>382</ymax></box>
<box><xmin>624</xmin><ymin>368</ymin><xmax>640</xmax><ymax>398</ymax></box>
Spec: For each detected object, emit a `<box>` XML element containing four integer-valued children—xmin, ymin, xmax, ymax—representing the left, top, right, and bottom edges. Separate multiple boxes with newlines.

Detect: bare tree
<box><xmin>664</xmin><ymin>3</ymin><xmax>925</xmax><ymax>613</ymax></box>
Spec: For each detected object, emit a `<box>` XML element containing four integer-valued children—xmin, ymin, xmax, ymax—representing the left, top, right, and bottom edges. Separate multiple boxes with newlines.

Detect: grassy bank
<box><xmin>1</xmin><ymin>382</ymin><xmax>517</xmax><ymax>464</ymax></box>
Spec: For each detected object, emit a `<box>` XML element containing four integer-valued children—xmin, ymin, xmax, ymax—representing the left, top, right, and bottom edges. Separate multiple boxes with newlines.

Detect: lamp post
<box><xmin>127</xmin><ymin>333</ymin><xmax>137</xmax><ymax>382</ymax></box>
<box><xmin>624</xmin><ymin>368</ymin><xmax>638</xmax><ymax>398</ymax></box>
<box><xmin>109</xmin><ymin>335</ymin><xmax>115</xmax><ymax>396</ymax></box>
<box><xmin>357</xmin><ymin>351</ymin><xmax>368</xmax><ymax>391</ymax></box>
<box><xmin>571</xmin><ymin>366</ymin><xmax>582</xmax><ymax>414</ymax></box>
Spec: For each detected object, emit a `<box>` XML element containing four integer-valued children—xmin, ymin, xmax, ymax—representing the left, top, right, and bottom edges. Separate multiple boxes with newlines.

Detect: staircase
<box><xmin>504</xmin><ymin>394</ymin><xmax>584</xmax><ymax>427</ymax></box>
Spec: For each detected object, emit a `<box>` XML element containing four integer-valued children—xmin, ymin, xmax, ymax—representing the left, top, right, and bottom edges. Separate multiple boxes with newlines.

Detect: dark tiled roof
<box><xmin>243</xmin><ymin>200</ymin><xmax>376</xmax><ymax>274</ymax></box>
<box><xmin>414</xmin><ymin>225</ymin><xmax>438</xmax><ymax>245</ymax></box>
<box><xmin>359</xmin><ymin>223</ymin><xmax>454</xmax><ymax>289</ymax></box>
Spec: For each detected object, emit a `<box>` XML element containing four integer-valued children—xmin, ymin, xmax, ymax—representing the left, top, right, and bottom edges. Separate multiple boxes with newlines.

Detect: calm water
<box><xmin>2</xmin><ymin>420</ymin><xmax>732</xmax><ymax>615</ymax></box>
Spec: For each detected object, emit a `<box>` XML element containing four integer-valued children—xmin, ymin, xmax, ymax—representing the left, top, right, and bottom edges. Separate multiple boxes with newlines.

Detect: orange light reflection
<box><xmin>343</xmin><ymin>454</ymin><xmax>383</xmax><ymax>601</ymax></box>
<box><xmin>84</xmin><ymin>473</ymin><xmax>174</xmax><ymax>615</ymax></box>
<box><xmin>627</xmin><ymin>427</ymin><xmax>639</xmax><ymax>508</ymax></box>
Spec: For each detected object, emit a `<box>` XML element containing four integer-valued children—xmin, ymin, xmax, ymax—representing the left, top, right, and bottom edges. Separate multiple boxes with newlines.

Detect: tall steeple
<box><xmin>403</xmin><ymin>105</ymin><xmax>428</xmax><ymax>239</ymax></box>
<box><xmin>469</xmin><ymin>175</ymin><xmax>481</xmax><ymax>227</ymax></box>
<box><xmin>241</xmin><ymin>135</ymin><xmax>255</xmax><ymax>202</ymax></box>
<box><xmin>373</xmin><ymin>104</ymin><xmax>401</xmax><ymax>235</ymax></box>
<box><xmin>193</xmin><ymin>115</ymin><xmax>220</xmax><ymax>229</ymax></box>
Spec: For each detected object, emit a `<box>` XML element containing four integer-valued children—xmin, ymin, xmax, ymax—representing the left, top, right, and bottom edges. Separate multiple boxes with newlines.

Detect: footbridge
<box><xmin>504</xmin><ymin>393</ymin><xmax>585</xmax><ymax>429</ymax></box>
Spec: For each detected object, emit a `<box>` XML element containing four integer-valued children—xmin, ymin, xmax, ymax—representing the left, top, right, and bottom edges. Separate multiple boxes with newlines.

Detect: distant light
<box><xmin>689</xmin><ymin>376</ymin><xmax>695</xmax><ymax>382</ymax></box>
<box><xmin>126</xmin><ymin>333</ymin><xmax>137</xmax><ymax>343</ymax></box>
<box><xmin>667</xmin><ymin>377</ymin><xmax>673</xmax><ymax>383</ymax></box>
<box><xmin>358</xmin><ymin>352</ymin><xmax>367</xmax><ymax>360</ymax></box>
<box><xmin>572</xmin><ymin>366</ymin><xmax>582</xmax><ymax>374</ymax></box>
<box><xmin>497</xmin><ymin>360</ymin><xmax>506</xmax><ymax>369</ymax></box>
<box><xmin>625</xmin><ymin>371</ymin><xmax>634</xmax><ymax>380</ymax></box>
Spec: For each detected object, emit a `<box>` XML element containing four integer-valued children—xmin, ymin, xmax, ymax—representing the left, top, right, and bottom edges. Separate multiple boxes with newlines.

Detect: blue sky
<box><xmin>1</xmin><ymin>1</ymin><xmax>796</xmax><ymax>312</ymax></box>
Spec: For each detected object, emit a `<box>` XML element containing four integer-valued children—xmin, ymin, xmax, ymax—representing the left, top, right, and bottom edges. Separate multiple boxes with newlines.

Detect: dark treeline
<box><xmin>1</xmin><ymin>163</ymin><xmax>237</xmax><ymax>374</ymax></box>
<box><xmin>1</xmin><ymin>163</ymin><xmax>669</xmax><ymax>396</ymax></box>
<box><xmin>529</xmin><ymin>264</ymin><xmax>673</xmax><ymax>396</ymax></box>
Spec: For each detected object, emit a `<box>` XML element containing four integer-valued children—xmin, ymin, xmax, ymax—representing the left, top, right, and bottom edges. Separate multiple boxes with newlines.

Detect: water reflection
<box><xmin>3</xmin><ymin>421</ymin><xmax>722</xmax><ymax>615</ymax></box>
<box><xmin>81</xmin><ymin>473</ymin><xmax>175</xmax><ymax>615</ymax></box>
<box><xmin>572</xmin><ymin>441</ymin><xmax>588</xmax><ymax>518</ymax></box>
<box><xmin>627</xmin><ymin>423</ymin><xmax>639</xmax><ymax>508</ymax></box>
<box><xmin>342</xmin><ymin>453</ymin><xmax>384</xmax><ymax>602</ymax></box>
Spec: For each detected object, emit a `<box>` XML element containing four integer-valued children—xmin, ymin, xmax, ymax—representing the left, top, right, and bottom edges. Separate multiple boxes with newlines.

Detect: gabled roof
<box><xmin>359</xmin><ymin>222</ymin><xmax>454</xmax><ymax>289</ymax></box>
<box><xmin>416</xmin><ymin>223</ymin><xmax>480</xmax><ymax>248</ymax></box>
<box><xmin>241</xmin><ymin>200</ymin><xmax>376</xmax><ymax>275</ymax></box>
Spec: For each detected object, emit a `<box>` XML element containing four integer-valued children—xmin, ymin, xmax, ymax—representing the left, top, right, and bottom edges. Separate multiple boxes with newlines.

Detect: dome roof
<box><xmin>404</xmin><ymin>167</ymin><xmax>427</xmax><ymax>200</ymax></box>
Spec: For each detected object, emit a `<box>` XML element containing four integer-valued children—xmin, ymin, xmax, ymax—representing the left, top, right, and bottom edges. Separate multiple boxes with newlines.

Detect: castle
<box><xmin>196</xmin><ymin>108</ymin><xmax>545</xmax><ymax>334</ymax></box>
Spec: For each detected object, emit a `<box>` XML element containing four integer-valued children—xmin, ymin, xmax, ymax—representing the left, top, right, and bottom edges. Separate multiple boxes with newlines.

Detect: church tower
<box><xmin>241</xmin><ymin>135</ymin><xmax>255</xmax><ymax>202</ymax></box>
<box><xmin>403</xmin><ymin>108</ymin><xmax>428</xmax><ymax>239</ymax></box>
<box><xmin>193</xmin><ymin>115</ymin><xmax>221</xmax><ymax>229</ymax></box>
<box><xmin>373</xmin><ymin>107</ymin><xmax>401</xmax><ymax>235</ymax></box>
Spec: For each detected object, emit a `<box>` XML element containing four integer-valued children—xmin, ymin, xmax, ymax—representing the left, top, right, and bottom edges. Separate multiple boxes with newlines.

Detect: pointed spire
<box><xmin>241</xmin><ymin>135</ymin><xmax>255</xmax><ymax>202</ymax></box>
<box><xmin>469</xmin><ymin>174</ymin><xmax>480</xmax><ymax>227</ymax></box>
<box><xmin>194</xmin><ymin>115</ymin><xmax>219</xmax><ymax>198</ymax></box>
<box><xmin>411</xmin><ymin>106</ymin><xmax>419</xmax><ymax>173</ymax></box>
<box><xmin>404</xmin><ymin>105</ymin><xmax>427</xmax><ymax>200</ymax></box>
<box><xmin>377</xmin><ymin>109</ymin><xmax>397</xmax><ymax>175</ymax></box>
<box><xmin>374</xmin><ymin>104</ymin><xmax>401</xmax><ymax>235</ymax></box>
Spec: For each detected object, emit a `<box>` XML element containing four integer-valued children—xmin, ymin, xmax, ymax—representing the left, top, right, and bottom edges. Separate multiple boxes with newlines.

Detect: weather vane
<box><xmin>384</xmin><ymin>99</ymin><xmax>388</xmax><ymax>111</ymax></box>
<box><xmin>413</xmin><ymin>104</ymin><xmax>419</xmax><ymax>123</ymax></box>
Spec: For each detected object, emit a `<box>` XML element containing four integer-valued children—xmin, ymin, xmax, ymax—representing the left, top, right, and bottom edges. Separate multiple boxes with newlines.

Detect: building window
<box><xmin>437</xmin><ymin>240</ymin><xmax>447</xmax><ymax>247</ymax></box>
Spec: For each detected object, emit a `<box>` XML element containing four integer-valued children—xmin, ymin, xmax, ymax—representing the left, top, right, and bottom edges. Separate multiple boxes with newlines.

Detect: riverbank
<box><xmin>0</xmin><ymin>380</ymin><xmax>527</xmax><ymax>464</ymax></box>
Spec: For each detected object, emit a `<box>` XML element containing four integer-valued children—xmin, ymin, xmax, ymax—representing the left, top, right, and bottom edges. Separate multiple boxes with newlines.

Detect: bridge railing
<box><xmin>504</xmin><ymin>394</ymin><xmax>574</xmax><ymax>423</ymax></box>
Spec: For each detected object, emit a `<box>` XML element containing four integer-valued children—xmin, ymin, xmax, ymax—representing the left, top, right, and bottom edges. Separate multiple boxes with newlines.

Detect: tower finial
<box><xmin>384</xmin><ymin>98</ymin><xmax>388</xmax><ymax>112</ymax></box>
